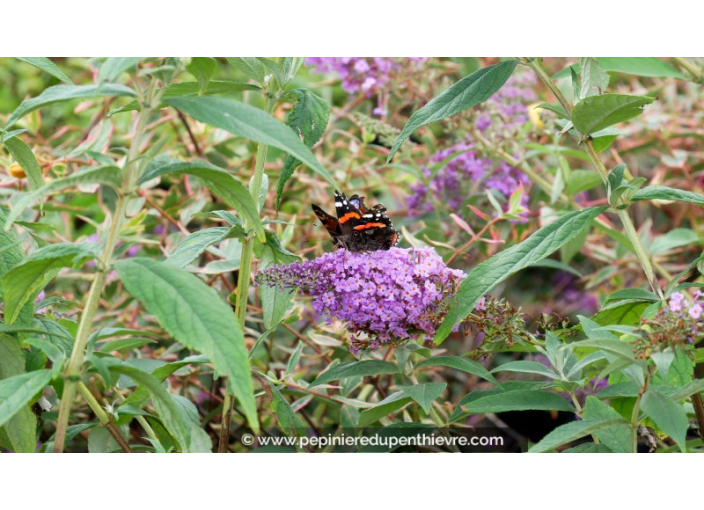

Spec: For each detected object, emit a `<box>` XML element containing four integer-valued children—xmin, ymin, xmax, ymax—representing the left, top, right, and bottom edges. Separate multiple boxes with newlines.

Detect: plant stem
<box><xmin>53</xmin><ymin>104</ymin><xmax>154</xmax><ymax>453</ymax></box>
<box><xmin>218</xmin><ymin>93</ymin><xmax>277</xmax><ymax>453</ymax></box>
<box><xmin>524</xmin><ymin>57</ymin><xmax>664</xmax><ymax>300</ymax></box>
<box><xmin>630</xmin><ymin>369</ymin><xmax>653</xmax><ymax>452</ymax></box>
<box><xmin>672</xmin><ymin>57</ymin><xmax>703</xmax><ymax>83</ymax></box>
<box><xmin>77</xmin><ymin>383</ymin><xmax>132</xmax><ymax>453</ymax></box>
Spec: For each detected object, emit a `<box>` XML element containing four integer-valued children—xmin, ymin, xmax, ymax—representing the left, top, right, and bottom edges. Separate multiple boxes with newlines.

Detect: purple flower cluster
<box><xmin>306</xmin><ymin>57</ymin><xmax>428</xmax><ymax>95</ymax></box>
<box><xmin>408</xmin><ymin>142</ymin><xmax>529</xmax><ymax>217</ymax></box>
<box><xmin>305</xmin><ymin>57</ymin><xmax>428</xmax><ymax>115</ymax></box>
<box><xmin>255</xmin><ymin>247</ymin><xmax>464</xmax><ymax>353</ymax></box>
<box><xmin>668</xmin><ymin>291</ymin><xmax>703</xmax><ymax>319</ymax></box>
<box><xmin>407</xmin><ymin>69</ymin><xmax>538</xmax><ymax>219</ymax></box>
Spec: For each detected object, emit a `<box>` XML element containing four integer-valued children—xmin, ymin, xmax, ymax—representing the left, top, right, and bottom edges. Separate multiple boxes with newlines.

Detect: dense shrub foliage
<box><xmin>1</xmin><ymin>57</ymin><xmax>704</xmax><ymax>453</ymax></box>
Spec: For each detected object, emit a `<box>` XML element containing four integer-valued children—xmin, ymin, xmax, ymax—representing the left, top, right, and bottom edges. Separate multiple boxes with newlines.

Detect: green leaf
<box><xmin>109</xmin><ymin>365</ymin><xmax>208</xmax><ymax>452</ymax></box>
<box><xmin>98</xmin><ymin>337</ymin><xmax>156</xmax><ymax>352</ymax></box>
<box><xmin>167</xmin><ymin>226</ymin><xmax>245</xmax><ymax>268</ymax></box>
<box><xmin>3</xmin><ymin>165</ymin><xmax>123</xmax><ymax>230</ymax></box>
<box><xmin>563</xmin><ymin>442</ymin><xmax>614</xmax><ymax>453</ymax></box>
<box><xmin>0</xmin><ymin>369</ymin><xmax>52</xmax><ymax>428</ymax></box>
<box><xmin>669</xmin><ymin>378</ymin><xmax>704</xmax><ymax>401</ymax></box>
<box><xmin>310</xmin><ymin>360</ymin><xmax>399</xmax><ymax>387</ymax></box>
<box><xmin>164</xmin><ymin>80</ymin><xmax>261</xmax><ymax>98</ymax></box>
<box><xmin>529</xmin><ymin>418</ymin><xmax>628</xmax><ymax>453</ymax></box>
<box><xmin>87</xmin><ymin>426</ymin><xmax>122</xmax><ymax>453</ymax></box>
<box><xmin>530</xmin><ymin>258</ymin><xmax>584</xmax><ymax>278</ymax></box>
<box><xmin>0</xmin><ymin>336</ymin><xmax>38</xmax><ymax>452</ymax></box>
<box><xmin>651</xmin><ymin>228</ymin><xmax>699</xmax><ymax>254</ymax></box>
<box><xmin>268</xmin><ymin>384</ymin><xmax>306</xmax><ymax>437</ymax></box>
<box><xmin>632</xmin><ymin>186</ymin><xmax>704</xmax><ymax>206</ymax></box>
<box><xmin>592</xmin><ymin>300</ymin><xmax>650</xmax><ymax>327</ymax></box>
<box><xmin>227</xmin><ymin>57</ymin><xmax>268</xmax><ymax>85</ymax></box>
<box><xmin>595</xmin><ymin>381</ymin><xmax>640</xmax><ymax>399</ymax></box>
<box><xmin>186</xmin><ymin>57</ymin><xmax>218</xmax><ymax>93</ymax></box>
<box><xmin>6</xmin><ymin>84</ymin><xmax>137</xmax><ymax>127</ymax></box>
<box><xmin>607</xmin><ymin>163</ymin><xmax>626</xmax><ymax>194</ymax></box>
<box><xmin>491</xmin><ymin>360</ymin><xmax>559</xmax><ymax>379</ymax></box>
<box><xmin>435</xmin><ymin>206</ymin><xmax>607</xmax><ymax>344</ymax></box>
<box><xmin>257</xmin><ymin>232</ymin><xmax>298</xmax><ymax>329</ymax></box>
<box><xmin>665</xmin><ymin>349</ymin><xmax>693</xmax><ymax>387</ymax></box>
<box><xmin>400</xmin><ymin>383</ymin><xmax>447</xmax><ymax>414</ymax></box>
<box><xmin>567</xmin><ymin>338</ymin><xmax>638</xmax><ymax>365</ymax></box>
<box><xmin>113</xmin><ymin>258</ymin><xmax>258</xmax><ymax>434</ymax></box>
<box><xmin>387</xmin><ymin>60</ymin><xmax>518</xmax><ymax>161</ymax></box>
<box><xmin>596</xmin><ymin>57</ymin><xmax>686</xmax><ymax>79</ymax></box>
<box><xmin>415</xmin><ymin>356</ymin><xmax>498</xmax><ymax>384</ymax></box>
<box><xmin>603</xmin><ymin>288</ymin><xmax>658</xmax><ymax>305</ymax></box>
<box><xmin>282</xmin><ymin>57</ymin><xmax>306</xmax><ymax>85</ymax></box>
<box><xmin>578</xmin><ymin>57</ymin><xmax>610</xmax><ymax>99</ymax></box>
<box><xmin>582</xmin><ymin>396</ymin><xmax>631</xmax><ymax>452</ymax></box>
<box><xmin>537</xmin><ymin>102</ymin><xmax>569</xmax><ymax>120</ymax></box>
<box><xmin>641</xmin><ymin>388</ymin><xmax>688</xmax><ymax>452</ymax></box>
<box><xmin>277</xmin><ymin>89</ymin><xmax>330</xmax><ymax>210</ymax></box>
<box><xmin>98</xmin><ymin>58</ymin><xmax>144</xmax><ymax>82</ymax></box>
<box><xmin>163</xmin><ymin>96</ymin><xmax>335</xmax><ymax>188</ymax></box>
<box><xmin>357</xmin><ymin>391</ymin><xmax>412</xmax><ymax>428</ymax></box>
<box><xmin>16</xmin><ymin>57</ymin><xmax>73</xmax><ymax>84</ymax></box>
<box><xmin>140</xmin><ymin>156</ymin><xmax>264</xmax><ymax>241</ymax></box>
<box><xmin>572</xmin><ymin>94</ymin><xmax>654</xmax><ymax>136</ymax></box>
<box><xmin>554</xmin><ymin>58</ymin><xmax>687</xmax><ymax>80</ymax></box>
<box><xmin>2</xmin><ymin>242</ymin><xmax>99</xmax><ymax>324</ymax></box>
<box><xmin>3</xmin><ymin>135</ymin><xmax>43</xmax><ymax>191</ymax></box>
<box><xmin>464</xmin><ymin>390</ymin><xmax>575</xmax><ymax>414</ymax></box>
<box><xmin>122</xmin><ymin>355</ymin><xmax>207</xmax><ymax>408</ymax></box>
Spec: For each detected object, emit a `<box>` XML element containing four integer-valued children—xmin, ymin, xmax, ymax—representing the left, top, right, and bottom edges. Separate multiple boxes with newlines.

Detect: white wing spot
<box><xmin>335</xmin><ymin>202</ymin><xmax>343</xmax><ymax>207</ymax></box>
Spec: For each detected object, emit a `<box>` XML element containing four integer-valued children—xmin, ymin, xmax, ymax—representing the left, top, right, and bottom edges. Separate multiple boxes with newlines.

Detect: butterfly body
<box><xmin>312</xmin><ymin>191</ymin><xmax>400</xmax><ymax>252</ymax></box>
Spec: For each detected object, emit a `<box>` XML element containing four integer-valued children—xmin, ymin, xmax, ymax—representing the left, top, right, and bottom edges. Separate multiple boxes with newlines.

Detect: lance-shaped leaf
<box><xmin>435</xmin><ymin>206</ymin><xmax>607</xmax><ymax>344</ymax></box>
<box><xmin>3</xmin><ymin>136</ymin><xmax>43</xmax><ymax>191</ymax></box>
<box><xmin>632</xmin><ymin>186</ymin><xmax>704</xmax><ymax>206</ymax></box>
<box><xmin>572</xmin><ymin>93</ymin><xmax>654</xmax><ymax>136</ymax></box>
<box><xmin>0</xmin><ymin>369</ymin><xmax>52</xmax><ymax>429</ymax></box>
<box><xmin>6</xmin><ymin>84</ymin><xmax>136</xmax><ymax>127</ymax></box>
<box><xmin>109</xmin><ymin>364</ymin><xmax>210</xmax><ymax>452</ymax></box>
<box><xmin>16</xmin><ymin>57</ymin><xmax>73</xmax><ymax>84</ymax></box>
<box><xmin>310</xmin><ymin>360</ymin><xmax>399</xmax><ymax>387</ymax></box>
<box><xmin>114</xmin><ymin>258</ymin><xmax>259</xmax><ymax>434</ymax></box>
<box><xmin>0</xmin><ymin>336</ymin><xmax>39</xmax><ymax>452</ymax></box>
<box><xmin>140</xmin><ymin>156</ymin><xmax>264</xmax><ymax>241</ymax></box>
<box><xmin>2</xmin><ymin>242</ymin><xmax>100</xmax><ymax>324</ymax></box>
<box><xmin>164</xmin><ymin>96</ymin><xmax>335</xmax><ymax>188</ymax></box>
<box><xmin>3</xmin><ymin>165</ymin><xmax>123</xmax><ymax>230</ymax></box>
<box><xmin>276</xmin><ymin>89</ymin><xmax>330</xmax><ymax>209</ymax></box>
<box><xmin>387</xmin><ymin>60</ymin><xmax>517</xmax><ymax>161</ymax></box>
<box><xmin>528</xmin><ymin>418</ymin><xmax>628</xmax><ymax>453</ymax></box>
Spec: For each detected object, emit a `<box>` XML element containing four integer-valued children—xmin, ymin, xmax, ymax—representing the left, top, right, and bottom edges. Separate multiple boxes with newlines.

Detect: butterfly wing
<box><xmin>312</xmin><ymin>204</ymin><xmax>341</xmax><ymax>239</ymax></box>
<box><xmin>334</xmin><ymin>191</ymin><xmax>364</xmax><ymax>236</ymax></box>
<box><xmin>349</xmin><ymin>203</ymin><xmax>400</xmax><ymax>251</ymax></box>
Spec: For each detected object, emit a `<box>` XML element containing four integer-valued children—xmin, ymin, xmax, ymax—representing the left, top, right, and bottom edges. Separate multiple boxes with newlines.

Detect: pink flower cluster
<box><xmin>255</xmin><ymin>247</ymin><xmax>464</xmax><ymax>353</ymax></box>
<box><xmin>668</xmin><ymin>291</ymin><xmax>703</xmax><ymax>319</ymax></box>
<box><xmin>305</xmin><ymin>57</ymin><xmax>428</xmax><ymax>115</ymax></box>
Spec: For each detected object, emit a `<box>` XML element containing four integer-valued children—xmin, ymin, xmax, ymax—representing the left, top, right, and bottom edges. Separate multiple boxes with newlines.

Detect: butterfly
<box><xmin>312</xmin><ymin>191</ymin><xmax>400</xmax><ymax>252</ymax></box>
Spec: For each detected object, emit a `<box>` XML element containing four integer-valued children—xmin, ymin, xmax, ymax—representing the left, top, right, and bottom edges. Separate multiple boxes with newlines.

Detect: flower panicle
<box><xmin>255</xmin><ymin>247</ymin><xmax>465</xmax><ymax>353</ymax></box>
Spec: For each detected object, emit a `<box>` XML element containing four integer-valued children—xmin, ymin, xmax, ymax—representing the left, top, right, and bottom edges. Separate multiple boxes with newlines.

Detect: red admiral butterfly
<box><xmin>312</xmin><ymin>191</ymin><xmax>400</xmax><ymax>252</ymax></box>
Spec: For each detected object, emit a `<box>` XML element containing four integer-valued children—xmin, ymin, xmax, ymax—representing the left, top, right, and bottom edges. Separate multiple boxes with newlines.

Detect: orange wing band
<box><xmin>353</xmin><ymin>222</ymin><xmax>386</xmax><ymax>230</ymax></box>
<box><xmin>338</xmin><ymin>212</ymin><xmax>361</xmax><ymax>224</ymax></box>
